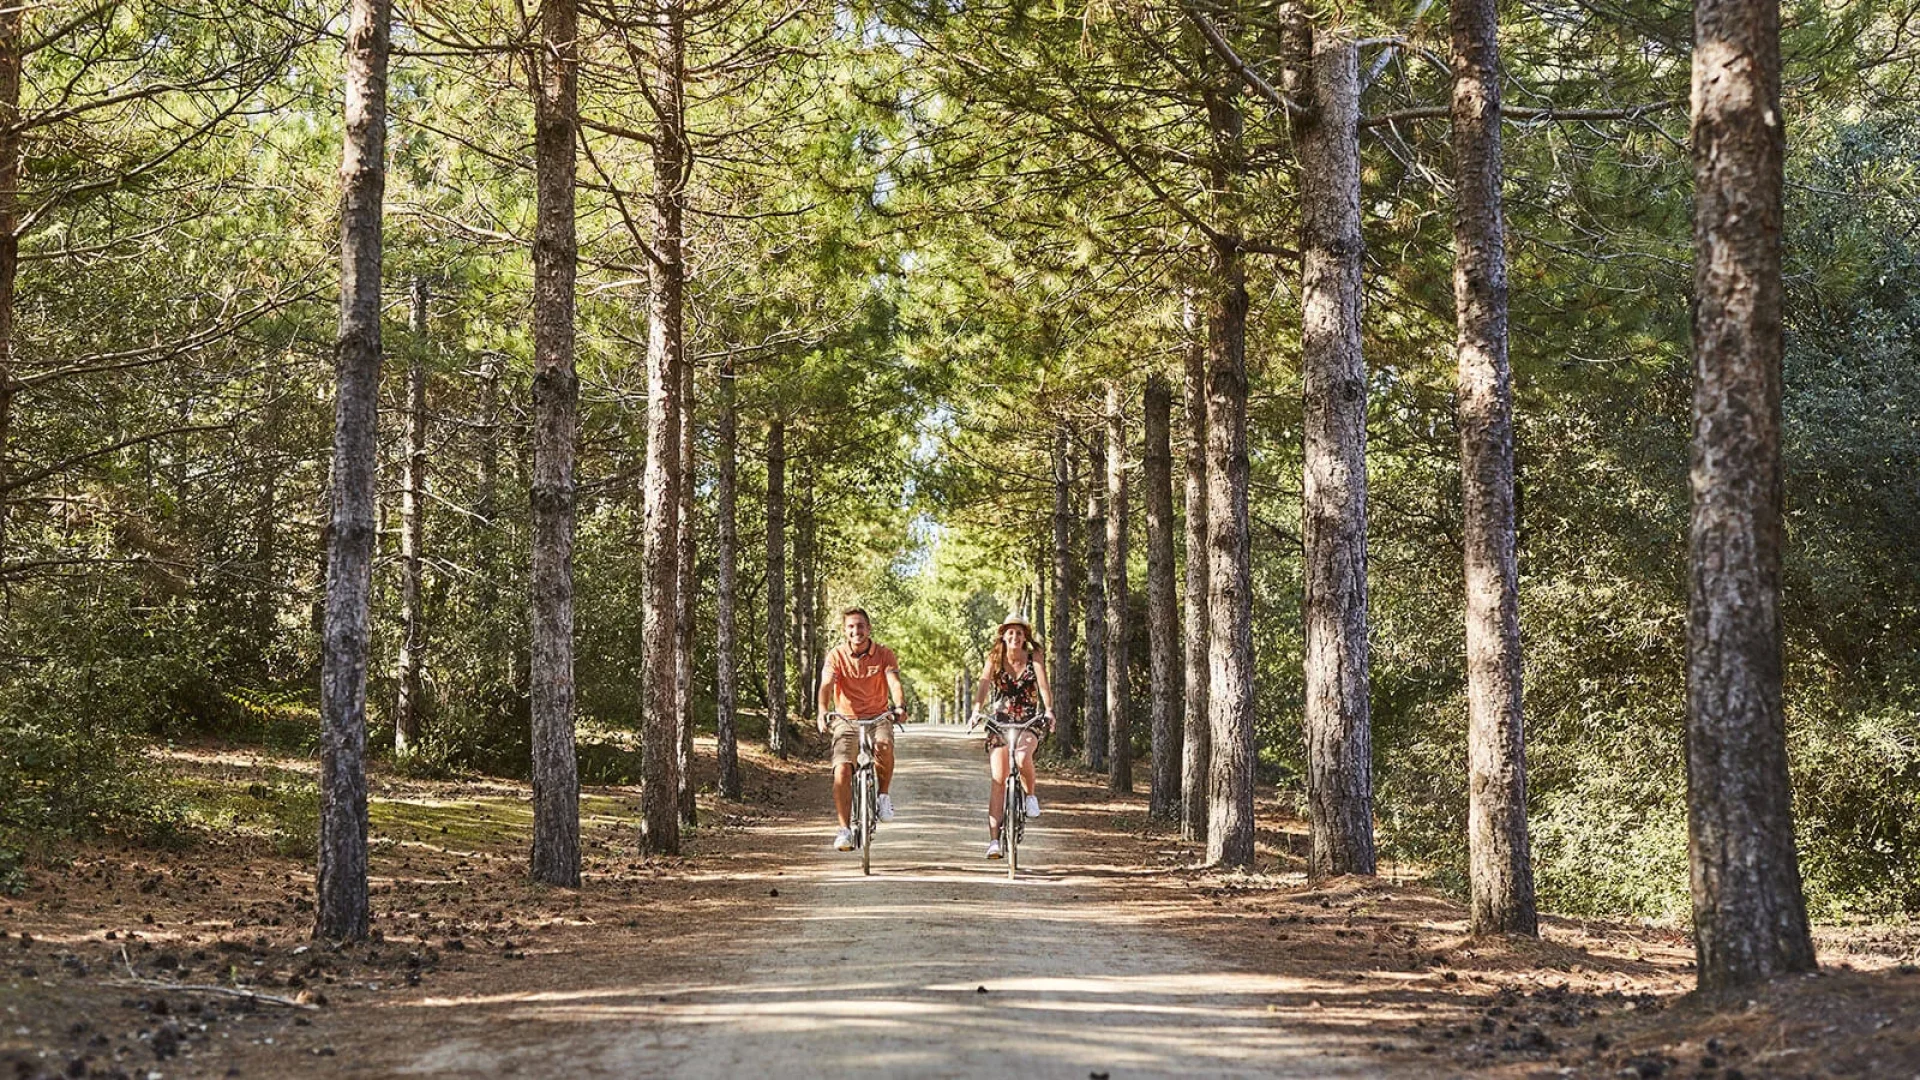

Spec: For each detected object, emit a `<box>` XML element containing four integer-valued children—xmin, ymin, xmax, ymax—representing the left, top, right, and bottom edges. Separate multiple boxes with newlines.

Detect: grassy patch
<box><xmin>164</xmin><ymin>768</ymin><xmax>319</xmax><ymax>859</ymax></box>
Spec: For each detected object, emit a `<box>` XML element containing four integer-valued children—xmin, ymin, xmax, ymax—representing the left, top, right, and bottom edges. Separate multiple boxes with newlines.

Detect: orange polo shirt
<box><xmin>823</xmin><ymin>642</ymin><xmax>899</xmax><ymax>719</ymax></box>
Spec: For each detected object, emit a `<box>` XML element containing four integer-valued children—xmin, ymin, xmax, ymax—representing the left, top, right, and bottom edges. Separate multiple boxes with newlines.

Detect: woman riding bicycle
<box><xmin>971</xmin><ymin>617</ymin><xmax>1054</xmax><ymax>860</ymax></box>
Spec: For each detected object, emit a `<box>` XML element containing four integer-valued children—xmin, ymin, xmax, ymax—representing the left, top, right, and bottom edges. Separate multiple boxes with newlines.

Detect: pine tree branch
<box><xmin>1364</xmin><ymin>99</ymin><xmax>1681</xmax><ymax>127</ymax></box>
<box><xmin>1179</xmin><ymin>1</ymin><xmax>1306</xmax><ymax>116</ymax></box>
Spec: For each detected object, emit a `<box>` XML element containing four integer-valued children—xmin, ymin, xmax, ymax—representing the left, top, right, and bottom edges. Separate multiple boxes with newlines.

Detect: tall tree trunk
<box><xmin>1033</xmin><ymin>541</ymin><xmax>1047</xmax><ymax>638</ymax></box>
<box><xmin>316</xmin><ymin>0</ymin><xmax>391</xmax><ymax>941</ymax></box>
<box><xmin>802</xmin><ymin>470</ymin><xmax>820</xmax><ymax>709</ymax></box>
<box><xmin>475</xmin><ymin>354</ymin><xmax>502</xmax><ymax>663</ymax></box>
<box><xmin>638</xmin><ymin>0</ymin><xmax>686</xmax><ymax>855</ymax></box>
<box><xmin>1144</xmin><ymin>375</ymin><xmax>1180</xmax><ymax>819</ymax></box>
<box><xmin>764</xmin><ymin>420</ymin><xmax>787</xmax><ymax>758</ymax></box>
<box><xmin>1083</xmin><ymin>437</ymin><xmax>1108</xmax><ymax>773</ymax></box>
<box><xmin>528</xmin><ymin>0</ymin><xmax>580</xmax><ymax>887</ymax></box>
<box><xmin>715</xmin><ymin>354</ymin><xmax>741</xmax><ymax>798</ymax></box>
<box><xmin>1105</xmin><ymin>382</ymin><xmax>1133</xmax><ymax>793</ymax></box>
<box><xmin>1299</xmin><ymin>30</ymin><xmax>1376</xmax><ymax>878</ymax></box>
<box><xmin>251</xmin><ymin>444</ymin><xmax>279</xmax><ymax>675</ymax></box>
<box><xmin>1452</xmin><ymin>0</ymin><xmax>1534</xmax><ymax>934</ymax></box>
<box><xmin>0</xmin><ymin>4</ymin><xmax>19</xmax><ymax>568</ymax></box>
<box><xmin>396</xmin><ymin>277</ymin><xmax>430</xmax><ymax>757</ymax></box>
<box><xmin>1687</xmin><ymin>0</ymin><xmax>1815</xmax><ymax>992</ymax></box>
<box><xmin>1202</xmin><ymin>77</ymin><xmax>1256</xmax><ymax>868</ymax></box>
<box><xmin>1202</xmin><ymin>238</ymin><xmax>1253</xmax><ymax>869</ymax></box>
<box><xmin>675</xmin><ymin>332</ymin><xmax>697</xmax><ymax>828</ymax></box>
<box><xmin>791</xmin><ymin>468</ymin><xmax>814</xmax><ymax>719</ymax></box>
<box><xmin>1050</xmin><ymin>425</ymin><xmax>1076</xmax><ymax>759</ymax></box>
<box><xmin>1180</xmin><ymin>292</ymin><xmax>1211</xmax><ymax>845</ymax></box>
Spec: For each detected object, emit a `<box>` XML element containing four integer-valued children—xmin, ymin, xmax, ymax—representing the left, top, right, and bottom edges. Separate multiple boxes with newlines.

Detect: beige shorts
<box><xmin>829</xmin><ymin>715</ymin><xmax>894</xmax><ymax>768</ymax></box>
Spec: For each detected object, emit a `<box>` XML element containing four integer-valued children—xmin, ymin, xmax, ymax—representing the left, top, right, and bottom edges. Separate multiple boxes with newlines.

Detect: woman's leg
<box><xmin>1014</xmin><ymin>731</ymin><xmax>1039</xmax><ymax>795</ymax></box>
<box><xmin>988</xmin><ymin>745</ymin><xmax>1011</xmax><ymax>837</ymax></box>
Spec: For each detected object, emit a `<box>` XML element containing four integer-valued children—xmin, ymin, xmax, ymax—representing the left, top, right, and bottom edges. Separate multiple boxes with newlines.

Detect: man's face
<box><xmin>844</xmin><ymin>614</ymin><xmax>871</xmax><ymax>649</ymax></box>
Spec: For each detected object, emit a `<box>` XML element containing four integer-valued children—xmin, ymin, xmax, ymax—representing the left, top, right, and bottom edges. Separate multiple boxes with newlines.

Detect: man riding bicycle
<box><xmin>817</xmin><ymin>607</ymin><xmax>906</xmax><ymax>852</ymax></box>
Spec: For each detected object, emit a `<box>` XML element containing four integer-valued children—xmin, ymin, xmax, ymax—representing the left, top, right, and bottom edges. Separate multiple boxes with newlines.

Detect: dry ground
<box><xmin>2</xmin><ymin>728</ymin><xmax>1916</xmax><ymax>1079</ymax></box>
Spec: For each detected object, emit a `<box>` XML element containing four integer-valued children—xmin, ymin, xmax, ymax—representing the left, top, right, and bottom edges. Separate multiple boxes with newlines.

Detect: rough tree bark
<box><xmin>1203</xmin><ymin>81</ymin><xmax>1255</xmax><ymax>869</ymax></box>
<box><xmin>529</xmin><ymin>0</ymin><xmax>581</xmax><ymax>886</ymax></box>
<box><xmin>796</xmin><ymin>468</ymin><xmax>818</xmax><ymax>716</ymax></box>
<box><xmin>714</xmin><ymin>354</ymin><xmax>741</xmax><ymax>798</ymax></box>
<box><xmin>1202</xmin><ymin>240</ymin><xmax>1254</xmax><ymax>869</ymax></box>
<box><xmin>638</xmin><ymin>0</ymin><xmax>686</xmax><ymax>855</ymax></box>
<box><xmin>1083</xmin><ymin>436</ymin><xmax>1109</xmax><ymax>773</ymax></box>
<box><xmin>250</xmin><ymin>426</ymin><xmax>280</xmax><ymax>672</ymax></box>
<box><xmin>1686</xmin><ymin>0</ymin><xmax>1816</xmax><ymax>993</ymax></box>
<box><xmin>316</xmin><ymin>0</ymin><xmax>390</xmax><ymax>942</ymax></box>
<box><xmin>1033</xmin><ymin>541</ymin><xmax>1047</xmax><ymax>639</ymax></box>
<box><xmin>394</xmin><ymin>277</ymin><xmax>429</xmax><ymax>757</ymax></box>
<box><xmin>1180</xmin><ymin>291</ymin><xmax>1211</xmax><ymax>844</ymax></box>
<box><xmin>1105</xmin><ymin>383</ymin><xmax>1132</xmax><ymax>793</ymax></box>
<box><xmin>789</xmin><ymin>465</ymin><xmax>813</xmax><ymax>719</ymax></box>
<box><xmin>0</xmin><ymin>5</ymin><xmax>20</xmax><ymax>564</ymax></box>
<box><xmin>1298</xmin><ymin>29</ymin><xmax>1377</xmax><ymax>878</ymax></box>
<box><xmin>475</xmin><ymin>354</ymin><xmax>502</xmax><ymax>659</ymax></box>
<box><xmin>1452</xmin><ymin>0</ymin><xmax>1535</xmax><ymax>935</ymax></box>
<box><xmin>675</xmin><ymin>331</ymin><xmax>696</xmax><ymax>828</ymax></box>
<box><xmin>764</xmin><ymin>420</ymin><xmax>788</xmax><ymax>758</ymax></box>
<box><xmin>1144</xmin><ymin>375</ymin><xmax>1180</xmax><ymax>819</ymax></box>
<box><xmin>1050</xmin><ymin>425</ymin><xmax>1077</xmax><ymax>759</ymax></box>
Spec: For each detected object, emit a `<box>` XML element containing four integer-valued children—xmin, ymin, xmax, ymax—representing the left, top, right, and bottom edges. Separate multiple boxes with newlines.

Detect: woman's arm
<box><xmin>973</xmin><ymin>669</ymin><xmax>992</xmax><ymax>713</ymax></box>
<box><xmin>1033</xmin><ymin>657</ymin><xmax>1054</xmax><ymax>715</ymax></box>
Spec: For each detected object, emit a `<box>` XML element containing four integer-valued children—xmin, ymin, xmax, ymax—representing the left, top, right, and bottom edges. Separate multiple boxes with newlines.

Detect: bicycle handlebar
<box><xmin>824</xmin><ymin>708</ymin><xmax>902</xmax><ymax>727</ymax></box>
<box><xmin>967</xmin><ymin>710</ymin><xmax>1052</xmax><ymax>733</ymax></box>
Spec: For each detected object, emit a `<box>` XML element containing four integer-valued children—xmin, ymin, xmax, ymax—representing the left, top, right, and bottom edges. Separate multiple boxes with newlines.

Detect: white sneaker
<box><xmin>834</xmin><ymin>828</ymin><xmax>854</xmax><ymax>851</ymax></box>
<box><xmin>1023</xmin><ymin>794</ymin><xmax>1041</xmax><ymax>819</ymax></box>
<box><xmin>877</xmin><ymin>794</ymin><xmax>895</xmax><ymax>822</ymax></box>
<box><xmin>986</xmin><ymin>840</ymin><xmax>1003</xmax><ymax>860</ymax></box>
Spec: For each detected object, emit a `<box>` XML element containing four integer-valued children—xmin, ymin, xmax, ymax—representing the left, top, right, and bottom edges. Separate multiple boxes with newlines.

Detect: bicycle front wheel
<box><xmin>1005</xmin><ymin>775</ymin><xmax>1020</xmax><ymax>877</ymax></box>
<box><xmin>859</xmin><ymin>769</ymin><xmax>875</xmax><ymax>875</ymax></box>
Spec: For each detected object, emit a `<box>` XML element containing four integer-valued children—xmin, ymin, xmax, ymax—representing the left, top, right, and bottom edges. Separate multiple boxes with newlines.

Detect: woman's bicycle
<box><xmin>827</xmin><ymin>708</ymin><xmax>900</xmax><ymax>875</ymax></box>
<box><xmin>971</xmin><ymin>710</ymin><xmax>1048</xmax><ymax>879</ymax></box>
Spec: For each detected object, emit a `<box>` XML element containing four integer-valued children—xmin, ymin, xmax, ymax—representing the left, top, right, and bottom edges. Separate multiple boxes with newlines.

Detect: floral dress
<box><xmin>984</xmin><ymin>656</ymin><xmax>1045</xmax><ymax>751</ymax></box>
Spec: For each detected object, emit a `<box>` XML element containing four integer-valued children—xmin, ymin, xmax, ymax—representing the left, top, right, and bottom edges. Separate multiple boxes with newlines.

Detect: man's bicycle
<box><xmin>827</xmin><ymin>708</ymin><xmax>900</xmax><ymax>875</ymax></box>
<box><xmin>971</xmin><ymin>710</ymin><xmax>1048</xmax><ymax>879</ymax></box>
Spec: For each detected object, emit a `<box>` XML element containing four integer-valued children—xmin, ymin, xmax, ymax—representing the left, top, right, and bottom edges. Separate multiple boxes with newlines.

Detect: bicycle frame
<box><xmin>829</xmin><ymin>710</ymin><xmax>896</xmax><ymax>875</ymax></box>
<box><xmin>985</xmin><ymin>714</ymin><xmax>1045</xmax><ymax>879</ymax></box>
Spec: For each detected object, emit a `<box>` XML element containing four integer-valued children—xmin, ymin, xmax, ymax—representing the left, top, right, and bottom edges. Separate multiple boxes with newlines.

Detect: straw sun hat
<box><xmin>993</xmin><ymin>617</ymin><xmax>1037</xmax><ymax>641</ymax></box>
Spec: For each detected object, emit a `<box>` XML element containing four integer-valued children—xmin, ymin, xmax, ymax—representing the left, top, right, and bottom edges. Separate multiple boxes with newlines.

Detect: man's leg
<box><xmin>833</xmin><ymin>762</ymin><xmax>853</xmax><ymax>827</ymax></box>
<box><xmin>876</xmin><ymin>740</ymin><xmax>895</xmax><ymax>795</ymax></box>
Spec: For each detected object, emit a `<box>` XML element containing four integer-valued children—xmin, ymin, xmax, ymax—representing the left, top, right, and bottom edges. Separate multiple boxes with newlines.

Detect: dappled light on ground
<box><xmin>8</xmin><ymin>729</ymin><xmax>1918</xmax><ymax>1078</ymax></box>
<box><xmin>374</xmin><ymin>727</ymin><xmax>1380</xmax><ymax>1078</ymax></box>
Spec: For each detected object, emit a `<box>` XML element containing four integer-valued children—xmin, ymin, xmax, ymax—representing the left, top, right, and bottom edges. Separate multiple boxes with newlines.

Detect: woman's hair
<box><xmin>982</xmin><ymin>626</ymin><xmax>1042</xmax><ymax>684</ymax></box>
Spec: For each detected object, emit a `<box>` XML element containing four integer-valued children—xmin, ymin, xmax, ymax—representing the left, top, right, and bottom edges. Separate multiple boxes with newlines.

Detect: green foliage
<box><xmin>168</xmin><ymin>772</ymin><xmax>320</xmax><ymax>860</ymax></box>
<box><xmin>0</xmin><ymin>600</ymin><xmax>204</xmax><ymax>872</ymax></box>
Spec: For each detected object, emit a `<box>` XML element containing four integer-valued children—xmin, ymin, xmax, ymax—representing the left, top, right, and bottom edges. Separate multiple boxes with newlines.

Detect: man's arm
<box><xmin>885</xmin><ymin>664</ymin><xmax>906</xmax><ymax>715</ymax></box>
<box><xmin>817</xmin><ymin>662</ymin><xmax>836</xmax><ymax>732</ymax></box>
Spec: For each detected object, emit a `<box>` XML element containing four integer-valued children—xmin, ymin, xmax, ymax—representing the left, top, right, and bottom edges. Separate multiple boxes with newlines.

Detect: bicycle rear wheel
<box><xmin>859</xmin><ymin>768</ymin><xmax>875</xmax><ymax>875</ymax></box>
<box><xmin>1005</xmin><ymin>775</ymin><xmax>1020</xmax><ymax>877</ymax></box>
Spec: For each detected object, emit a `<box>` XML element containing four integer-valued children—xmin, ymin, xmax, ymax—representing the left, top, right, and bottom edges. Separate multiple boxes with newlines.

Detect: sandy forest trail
<box><xmin>386</xmin><ymin>725</ymin><xmax>1384</xmax><ymax>1078</ymax></box>
<box><xmin>8</xmin><ymin>726</ymin><xmax>1919</xmax><ymax>1080</ymax></box>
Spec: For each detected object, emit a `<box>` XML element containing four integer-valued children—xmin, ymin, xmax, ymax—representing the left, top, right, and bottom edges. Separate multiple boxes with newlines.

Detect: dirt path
<box><xmin>381</xmin><ymin>726</ymin><xmax>1383</xmax><ymax>1078</ymax></box>
<box><xmin>9</xmin><ymin>730</ymin><xmax>1918</xmax><ymax>1080</ymax></box>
